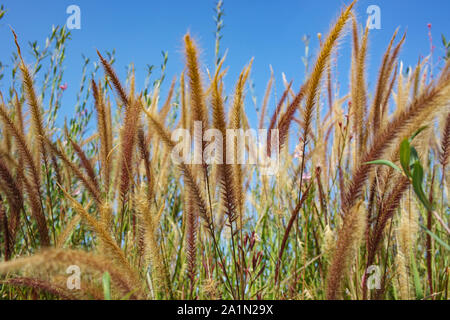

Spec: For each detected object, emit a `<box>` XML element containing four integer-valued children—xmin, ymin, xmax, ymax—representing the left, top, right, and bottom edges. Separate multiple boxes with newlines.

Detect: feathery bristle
<box><xmin>440</xmin><ymin>113</ymin><xmax>450</xmax><ymax>169</ymax></box>
<box><xmin>67</xmin><ymin>136</ymin><xmax>100</xmax><ymax>193</ymax></box>
<box><xmin>212</xmin><ymin>61</ymin><xmax>238</xmax><ymax>224</ymax></box>
<box><xmin>351</xmin><ymin>24</ymin><xmax>369</xmax><ymax>158</ymax></box>
<box><xmin>1</xmin><ymin>277</ymin><xmax>77</xmax><ymax>300</ymax></box>
<box><xmin>46</xmin><ymin>139</ymin><xmax>102</xmax><ymax>205</ymax></box>
<box><xmin>119</xmin><ymin>99</ymin><xmax>141</xmax><ymax>201</ymax></box>
<box><xmin>0</xmin><ymin>158</ymin><xmax>23</xmax><ymax>242</ymax></box>
<box><xmin>97</xmin><ymin>50</ymin><xmax>129</xmax><ymax>107</ymax></box>
<box><xmin>12</xmin><ymin>30</ymin><xmax>48</xmax><ymax>171</ymax></box>
<box><xmin>0</xmin><ymin>249</ymin><xmax>142</xmax><ymax>299</ymax></box>
<box><xmin>92</xmin><ymin>80</ymin><xmax>111</xmax><ymax>191</ymax></box>
<box><xmin>326</xmin><ymin>201</ymin><xmax>366</xmax><ymax>299</ymax></box>
<box><xmin>144</xmin><ymin>109</ymin><xmax>212</xmax><ymax>228</ymax></box>
<box><xmin>184</xmin><ymin>34</ymin><xmax>209</xmax><ymax>148</ymax></box>
<box><xmin>259</xmin><ymin>66</ymin><xmax>274</xmax><ymax>129</ymax></box>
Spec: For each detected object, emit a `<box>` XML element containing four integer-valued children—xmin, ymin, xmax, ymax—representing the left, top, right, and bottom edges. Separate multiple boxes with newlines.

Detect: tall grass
<box><xmin>0</xmin><ymin>1</ymin><xmax>449</xmax><ymax>300</ymax></box>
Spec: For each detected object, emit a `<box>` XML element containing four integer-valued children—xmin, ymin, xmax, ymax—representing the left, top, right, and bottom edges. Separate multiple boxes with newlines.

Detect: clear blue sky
<box><xmin>0</xmin><ymin>0</ymin><xmax>449</xmax><ymax>127</ymax></box>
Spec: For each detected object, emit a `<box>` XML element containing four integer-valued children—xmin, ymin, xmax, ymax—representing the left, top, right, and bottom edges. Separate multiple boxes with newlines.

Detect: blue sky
<box><xmin>0</xmin><ymin>0</ymin><xmax>449</xmax><ymax>127</ymax></box>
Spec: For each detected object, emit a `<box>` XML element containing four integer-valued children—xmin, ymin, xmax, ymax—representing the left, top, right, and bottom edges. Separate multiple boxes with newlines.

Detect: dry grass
<box><xmin>0</xmin><ymin>1</ymin><xmax>449</xmax><ymax>300</ymax></box>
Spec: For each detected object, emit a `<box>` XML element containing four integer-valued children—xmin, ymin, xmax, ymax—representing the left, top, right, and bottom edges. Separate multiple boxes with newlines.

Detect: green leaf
<box><xmin>410</xmin><ymin>253</ymin><xmax>423</xmax><ymax>300</ymax></box>
<box><xmin>399</xmin><ymin>139</ymin><xmax>411</xmax><ymax>177</ymax></box>
<box><xmin>411</xmin><ymin>162</ymin><xmax>433</xmax><ymax>212</ymax></box>
<box><xmin>102</xmin><ymin>272</ymin><xmax>111</xmax><ymax>300</ymax></box>
<box><xmin>410</xmin><ymin>147</ymin><xmax>419</xmax><ymax>165</ymax></box>
<box><xmin>420</xmin><ymin>224</ymin><xmax>450</xmax><ymax>251</ymax></box>
<box><xmin>365</xmin><ymin>160</ymin><xmax>402</xmax><ymax>173</ymax></box>
<box><xmin>409</xmin><ymin>126</ymin><xmax>428</xmax><ymax>142</ymax></box>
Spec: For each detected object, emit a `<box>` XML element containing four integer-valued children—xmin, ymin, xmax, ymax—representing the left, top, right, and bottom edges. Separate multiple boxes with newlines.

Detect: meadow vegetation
<box><xmin>0</xmin><ymin>1</ymin><xmax>449</xmax><ymax>300</ymax></box>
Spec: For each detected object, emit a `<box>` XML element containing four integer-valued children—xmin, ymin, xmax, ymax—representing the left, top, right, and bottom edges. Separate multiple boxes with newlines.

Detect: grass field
<box><xmin>0</xmin><ymin>1</ymin><xmax>449</xmax><ymax>300</ymax></box>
